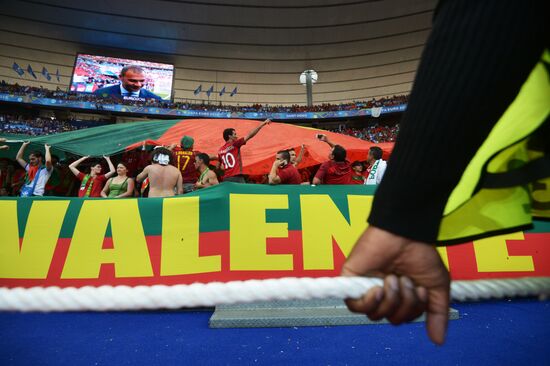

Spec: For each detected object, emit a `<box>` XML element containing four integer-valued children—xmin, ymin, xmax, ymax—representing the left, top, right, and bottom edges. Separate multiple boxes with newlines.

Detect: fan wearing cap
<box><xmin>171</xmin><ymin>135</ymin><xmax>199</xmax><ymax>193</ymax></box>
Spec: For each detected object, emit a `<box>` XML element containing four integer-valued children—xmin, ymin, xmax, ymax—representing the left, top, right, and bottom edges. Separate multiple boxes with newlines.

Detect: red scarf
<box><xmin>25</xmin><ymin>165</ymin><xmax>39</xmax><ymax>183</ymax></box>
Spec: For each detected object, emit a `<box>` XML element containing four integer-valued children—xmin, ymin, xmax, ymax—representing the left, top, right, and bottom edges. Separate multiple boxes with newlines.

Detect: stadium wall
<box><xmin>0</xmin><ymin>0</ymin><xmax>435</xmax><ymax>105</ymax></box>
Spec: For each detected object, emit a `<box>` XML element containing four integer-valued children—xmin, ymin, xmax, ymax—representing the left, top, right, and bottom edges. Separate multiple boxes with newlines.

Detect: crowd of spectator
<box><xmin>0</xmin><ymin>112</ymin><xmax>399</xmax><ymax>142</ymax></box>
<box><xmin>0</xmin><ymin>127</ymin><xmax>389</xmax><ymax>197</ymax></box>
<box><xmin>0</xmin><ymin>114</ymin><xmax>110</xmax><ymax>136</ymax></box>
<box><xmin>330</xmin><ymin>123</ymin><xmax>399</xmax><ymax>143</ymax></box>
<box><xmin>0</xmin><ymin>81</ymin><xmax>408</xmax><ymax>113</ymax></box>
<box><xmin>0</xmin><ymin>81</ymin><xmax>400</xmax><ymax>196</ymax></box>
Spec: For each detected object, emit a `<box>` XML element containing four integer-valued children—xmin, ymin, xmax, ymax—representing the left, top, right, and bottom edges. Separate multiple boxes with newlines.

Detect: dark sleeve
<box><xmin>368</xmin><ymin>0</ymin><xmax>549</xmax><ymax>243</ymax></box>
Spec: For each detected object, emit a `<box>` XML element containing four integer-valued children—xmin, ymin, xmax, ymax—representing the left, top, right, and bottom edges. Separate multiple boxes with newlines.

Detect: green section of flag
<box><xmin>0</xmin><ymin>120</ymin><xmax>181</xmax><ymax>158</ymax></box>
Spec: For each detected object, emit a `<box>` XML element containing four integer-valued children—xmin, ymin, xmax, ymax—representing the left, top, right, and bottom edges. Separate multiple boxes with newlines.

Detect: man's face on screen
<box><xmin>120</xmin><ymin>69</ymin><xmax>146</xmax><ymax>92</ymax></box>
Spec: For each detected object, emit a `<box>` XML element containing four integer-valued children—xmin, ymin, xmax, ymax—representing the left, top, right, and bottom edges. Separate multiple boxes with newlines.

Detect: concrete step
<box><xmin>209</xmin><ymin>299</ymin><xmax>459</xmax><ymax>328</ymax></box>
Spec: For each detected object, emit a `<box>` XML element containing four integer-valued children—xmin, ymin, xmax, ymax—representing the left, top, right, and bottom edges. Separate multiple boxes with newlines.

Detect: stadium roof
<box><xmin>1</xmin><ymin>0</ymin><xmax>437</xmax><ymax>105</ymax></box>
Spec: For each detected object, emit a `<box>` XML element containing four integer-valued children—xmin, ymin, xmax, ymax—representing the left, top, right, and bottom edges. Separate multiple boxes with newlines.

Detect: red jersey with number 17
<box><xmin>173</xmin><ymin>147</ymin><xmax>198</xmax><ymax>183</ymax></box>
<box><xmin>218</xmin><ymin>137</ymin><xmax>246</xmax><ymax>178</ymax></box>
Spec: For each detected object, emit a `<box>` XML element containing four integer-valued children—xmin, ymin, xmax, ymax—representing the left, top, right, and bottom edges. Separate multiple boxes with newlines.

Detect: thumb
<box><xmin>425</xmin><ymin>284</ymin><xmax>450</xmax><ymax>345</ymax></box>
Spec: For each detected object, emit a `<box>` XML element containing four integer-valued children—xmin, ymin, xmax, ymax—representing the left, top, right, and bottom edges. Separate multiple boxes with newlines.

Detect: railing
<box><xmin>0</xmin><ymin>92</ymin><xmax>407</xmax><ymax>120</ymax></box>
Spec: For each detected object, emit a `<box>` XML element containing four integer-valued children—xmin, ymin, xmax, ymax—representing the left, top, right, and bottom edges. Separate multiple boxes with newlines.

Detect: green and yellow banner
<box><xmin>1</xmin><ymin>183</ymin><xmax>549</xmax><ymax>288</ymax></box>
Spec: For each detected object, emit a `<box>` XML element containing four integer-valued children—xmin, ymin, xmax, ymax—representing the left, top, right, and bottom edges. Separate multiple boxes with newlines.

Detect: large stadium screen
<box><xmin>70</xmin><ymin>54</ymin><xmax>174</xmax><ymax>101</ymax></box>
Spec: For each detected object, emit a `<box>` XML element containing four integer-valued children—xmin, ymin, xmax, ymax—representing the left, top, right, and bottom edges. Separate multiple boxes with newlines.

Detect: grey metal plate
<box><xmin>209</xmin><ymin>298</ymin><xmax>459</xmax><ymax>328</ymax></box>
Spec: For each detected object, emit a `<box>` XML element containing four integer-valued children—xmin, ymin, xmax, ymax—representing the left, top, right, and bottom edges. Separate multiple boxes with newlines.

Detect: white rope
<box><xmin>0</xmin><ymin>276</ymin><xmax>549</xmax><ymax>312</ymax></box>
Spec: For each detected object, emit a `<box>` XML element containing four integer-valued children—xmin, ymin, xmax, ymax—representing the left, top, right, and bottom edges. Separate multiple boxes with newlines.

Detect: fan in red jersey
<box><xmin>172</xmin><ymin>135</ymin><xmax>199</xmax><ymax>193</ymax></box>
<box><xmin>217</xmin><ymin>119</ymin><xmax>270</xmax><ymax>183</ymax></box>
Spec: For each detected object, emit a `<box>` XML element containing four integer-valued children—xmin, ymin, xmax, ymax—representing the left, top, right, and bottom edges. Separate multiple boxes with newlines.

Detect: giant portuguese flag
<box><xmin>0</xmin><ymin>119</ymin><xmax>394</xmax><ymax>175</ymax></box>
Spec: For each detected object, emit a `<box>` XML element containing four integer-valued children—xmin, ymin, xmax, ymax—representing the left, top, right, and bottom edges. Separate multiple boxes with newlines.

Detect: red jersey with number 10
<box><xmin>173</xmin><ymin>147</ymin><xmax>198</xmax><ymax>183</ymax></box>
<box><xmin>218</xmin><ymin>137</ymin><xmax>246</xmax><ymax>178</ymax></box>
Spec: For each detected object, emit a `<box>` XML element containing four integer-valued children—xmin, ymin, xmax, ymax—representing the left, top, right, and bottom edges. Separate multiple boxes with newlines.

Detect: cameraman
<box><xmin>268</xmin><ymin>150</ymin><xmax>302</xmax><ymax>185</ymax></box>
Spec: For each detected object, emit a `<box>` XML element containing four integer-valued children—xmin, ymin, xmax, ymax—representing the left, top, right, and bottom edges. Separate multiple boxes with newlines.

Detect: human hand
<box><xmin>263</xmin><ymin>119</ymin><xmax>271</xmax><ymax>126</ymax></box>
<box><xmin>44</xmin><ymin>144</ymin><xmax>51</xmax><ymax>150</ymax></box>
<box><xmin>22</xmin><ymin>141</ymin><xmax>30</xmax><ymax>146</ymax></box>
<box><xmin>103</xmin><ymin>155</ymin><xmax>111</xmax><ymax>160</ymax></box>
<box><xmin>272</xmin><ymin>159</ymin><xmax>282</xmax><ymax>168</ymax></box>
<box><xmin>341</xmin><ymin>226</ymin><xmax>450</xmax><ymax>345</ymax></box>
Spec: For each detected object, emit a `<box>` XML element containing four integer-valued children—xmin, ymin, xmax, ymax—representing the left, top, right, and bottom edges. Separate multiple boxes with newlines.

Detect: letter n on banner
<box><xmin>301</xmin><ymin>195</ymin><xmax>372</xmax><ymax>270</ymax></box>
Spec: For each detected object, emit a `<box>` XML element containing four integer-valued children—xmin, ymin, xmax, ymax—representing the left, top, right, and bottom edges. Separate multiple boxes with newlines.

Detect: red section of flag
<box><xmin>125</xmin><ymin>119</ymin><xmax>394</xmax><ymax>176</ymax></box>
